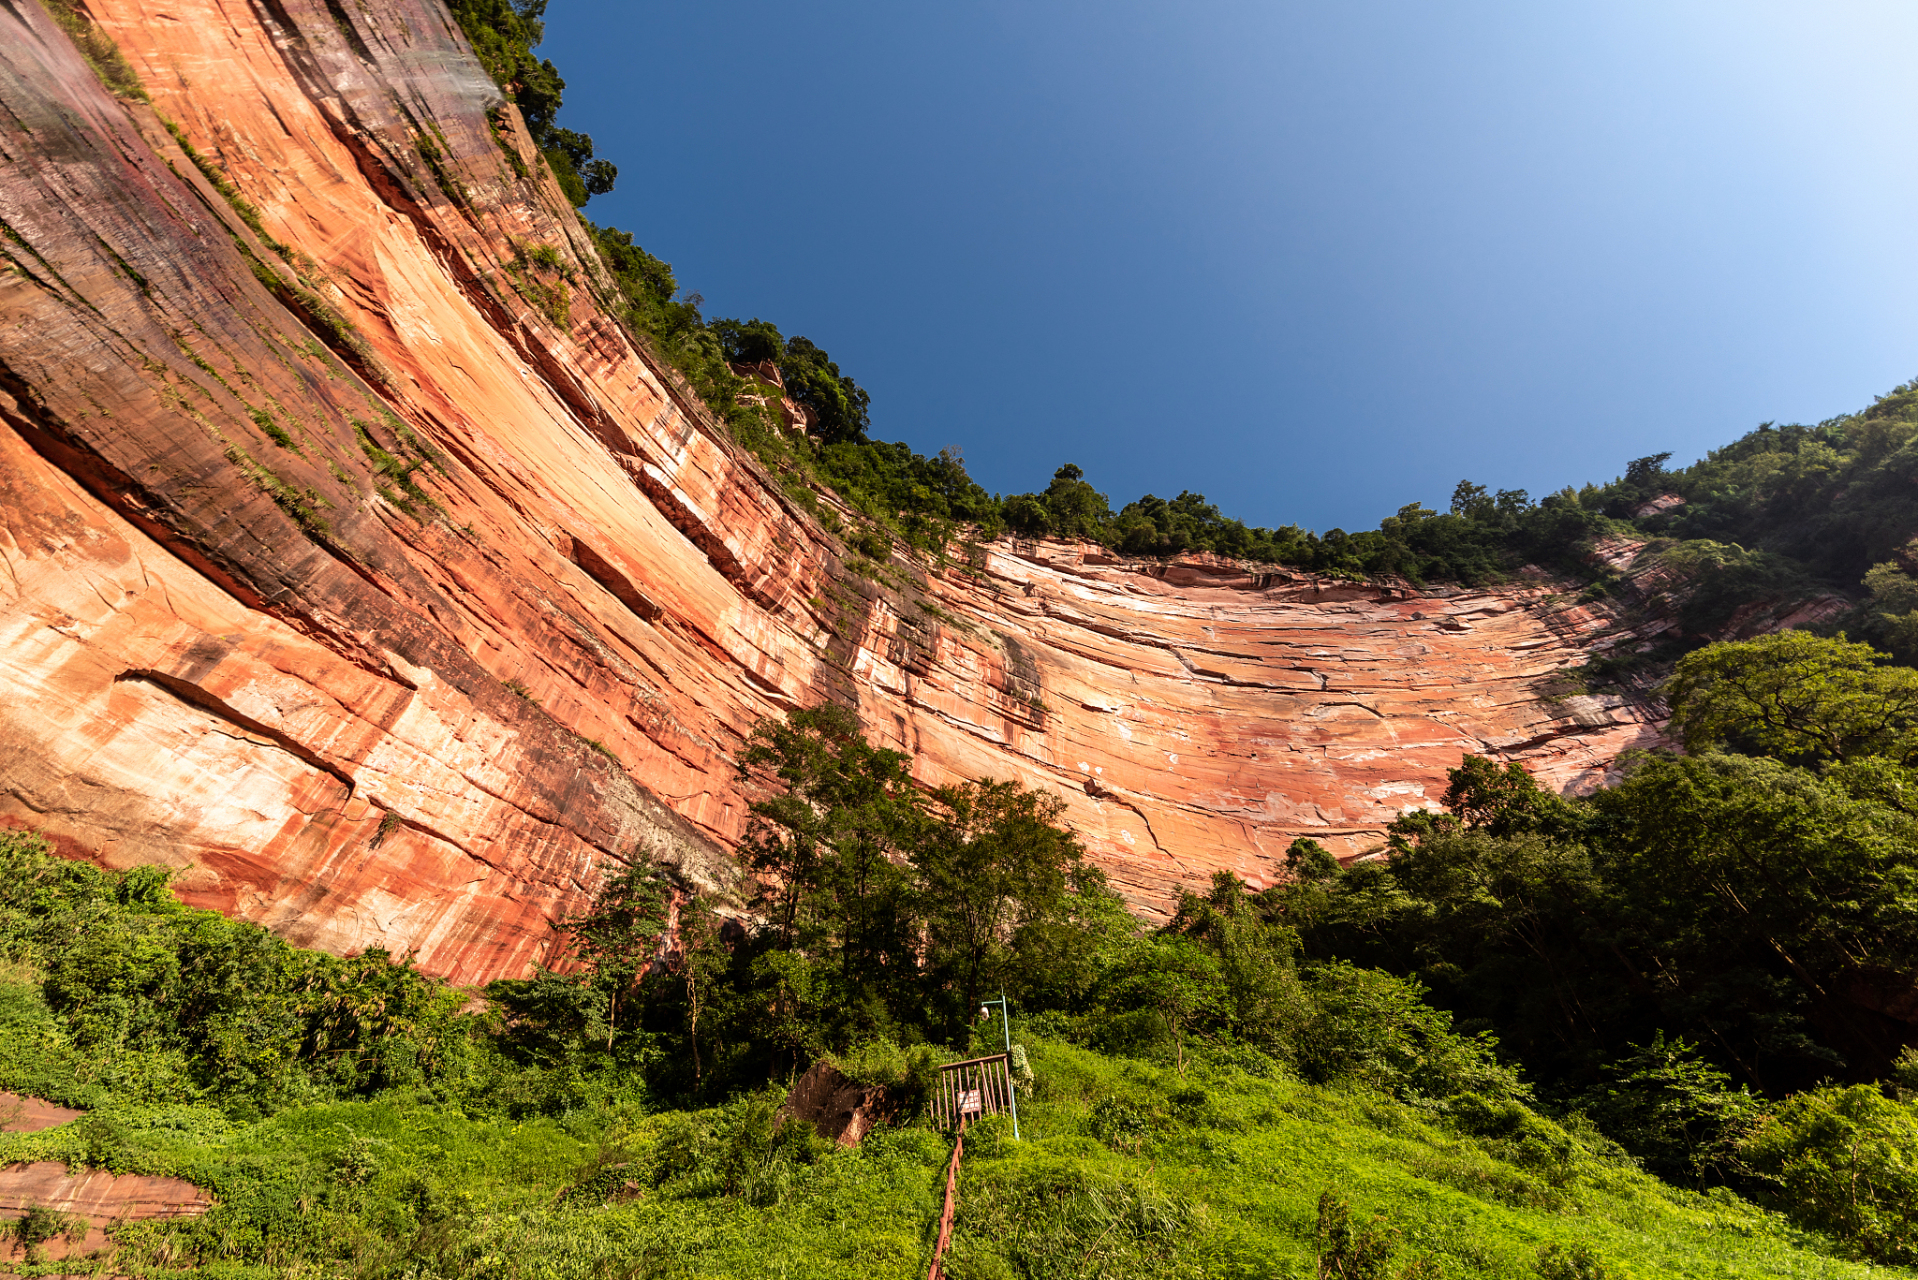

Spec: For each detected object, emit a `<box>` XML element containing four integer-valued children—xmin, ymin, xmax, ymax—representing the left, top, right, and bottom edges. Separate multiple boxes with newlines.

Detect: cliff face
<box><xmin>0</xmin><ymin>0</ymin><xmax>1666</xmax><ymax>983</ymax></box>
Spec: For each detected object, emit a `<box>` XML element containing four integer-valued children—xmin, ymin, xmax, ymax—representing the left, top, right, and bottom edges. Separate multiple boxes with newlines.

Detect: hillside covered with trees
<box><xmin>5</xmin><ymin>632</ymin><xmax>1918</xmax><ymax>1276</ymax></box>
<box><xmin>3</xmin><ymin>6</ymin><xmax>1903</xmax><ymax>1275</ymax></box>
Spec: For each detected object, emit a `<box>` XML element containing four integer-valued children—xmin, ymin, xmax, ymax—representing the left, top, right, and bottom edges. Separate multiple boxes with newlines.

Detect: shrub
<box><xmin>1299</xmin><ymin>962</ymin><xmax>1526</xmax><ymax>1103</ymax></box>
<box><xmin>1574</xmin><ymin>1033</ymin><xmax>1767</xmax><ymax>1185</ymax></box>
<box><xmin>1534</xmin><ymin>1243</ymin><xmax>1621</xmax><ymax>1280</ymax></box>
<box><xmin>13</xmin><ymin>1202</ymin><xmax>83</xmax><ymax>1248</ymax></box>
<box><xmin>1740</xmin><ymin>1084</ymin><xmax>1918</xmax><ymax>1265</ymax></box>
<box><xmin>1314</xmin><ymin>1189</ymin><xmax>1397</xmax><ymax>1280</ymax></box>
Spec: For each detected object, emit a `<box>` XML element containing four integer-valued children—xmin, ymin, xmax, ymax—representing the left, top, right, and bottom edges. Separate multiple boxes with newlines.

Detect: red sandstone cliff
<box><xmin>1</xmin><ymin>0</ymin><xmax>1676</xmax><ymax>983</ymax></box>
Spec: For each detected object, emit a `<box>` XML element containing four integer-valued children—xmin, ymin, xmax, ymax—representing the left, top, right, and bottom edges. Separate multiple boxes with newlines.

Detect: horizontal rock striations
<box><xmin>0</xmin><ymin>0</ymin><xmax>1664</xmax><ymax>981</ymax></box>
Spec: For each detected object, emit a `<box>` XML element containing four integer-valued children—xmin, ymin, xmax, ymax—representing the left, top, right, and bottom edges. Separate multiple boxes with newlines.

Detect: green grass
<box><xmin>0</xmin><ymin>1023</ymin><xmax>1892</xmax><ymax>1279</ymax></box>
<box><xmin>223</xmin><ymin>444</ymin><xmax>331</xmax><ymax>540</ymax></box>
<box><xmin>35</xmin><ymin>0</ymin><xmax>147</xmax><ymax>101</ymax></box>
<box><xmin>0</xmin><ymin>831</ymin><xmax>1895</xmax><ymax>1278</ymax></box>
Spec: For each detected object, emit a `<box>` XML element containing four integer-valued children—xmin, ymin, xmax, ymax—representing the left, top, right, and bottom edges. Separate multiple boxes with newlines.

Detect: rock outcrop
<box><xmin>0</xmin><ymin>1093</ymin><xmax>209</xmax><ymax>1266</ymax></box>
<box><xmin>0</xmin><ymin>1161</ymin><xmax>212</xmax><ymax>1265</ymax></box>
<box><xmin>1</xmin><ymin>0</ymin><xmax>1669</xmax><ymax>983</ymax></box>
<box><xmin>782</xmin><ymin>1062</ymin><xmax>902</xmax><ymax>1148</ymax></box>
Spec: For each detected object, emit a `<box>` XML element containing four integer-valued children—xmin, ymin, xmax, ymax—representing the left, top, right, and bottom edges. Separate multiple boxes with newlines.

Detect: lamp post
<box><xmin>979</xmin><ymin>989</ymin><xmax>1020</xmax><ymax>1139</ymax></box>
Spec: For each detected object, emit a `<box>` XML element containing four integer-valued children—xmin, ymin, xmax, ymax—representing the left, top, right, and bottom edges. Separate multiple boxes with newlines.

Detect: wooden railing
<box><xmin>928</xmin><ymin>1053</ymin><xmax>1014</xmax><ymax>1131</ymax></box>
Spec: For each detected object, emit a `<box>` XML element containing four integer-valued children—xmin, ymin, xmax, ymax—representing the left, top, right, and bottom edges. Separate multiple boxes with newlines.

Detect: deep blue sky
<box><xmin>542</xmin><ymin>1</ymin><xmax>1918</xmax><ymax>534</ymax></box>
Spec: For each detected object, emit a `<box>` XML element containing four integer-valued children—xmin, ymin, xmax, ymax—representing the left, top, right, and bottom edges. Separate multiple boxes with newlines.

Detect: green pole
<box><xmin>983</xmin><ymin>990</ymin><xmax>1020</xmax><ymax>1140</ymax></box>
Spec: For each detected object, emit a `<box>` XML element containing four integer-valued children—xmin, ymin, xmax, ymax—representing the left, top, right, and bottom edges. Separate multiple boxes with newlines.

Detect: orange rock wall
<box><xmin>0</xmin><ymin>0</ymin><xmax>1663</xmax><ymax>983</ymax></box>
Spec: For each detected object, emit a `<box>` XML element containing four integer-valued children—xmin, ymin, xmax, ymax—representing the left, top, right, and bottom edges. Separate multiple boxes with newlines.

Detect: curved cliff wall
<box><xmin>0</xmin><ymin>0</ymin><xmax>1664</xmax><ymax>982</ymax></box>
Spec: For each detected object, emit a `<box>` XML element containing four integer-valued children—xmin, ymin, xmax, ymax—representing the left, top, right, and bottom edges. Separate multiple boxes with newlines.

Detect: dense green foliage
<box><xmin>3</xmin><ymin>1019</ymin><xmax>1882</xmax><ymax>1279</ymax></box>
<box><xmin>472</xmin><ymin>705</ymin><xmax>1535</xmax><ymax>1119</ymax></box>
<box><xmin>1664</xmin><ymin>630</ymin><xmax>1918</xmax><ymax>764</ymax></box>
<box><xmin>448</xmin><ymin>3</ymin><xmax>1918</xmax><ymax>615</ymax></box>
<box><xmin>0</xmin><ymin>837</ymin><xmax>478</xmax><ymax>1116</ymax></box>
<box><xmin>0</xmin><ymin>817</ymin><xmax>1888</xmax><ymax>1279</ymax></box>
<box><xmin>1741</xmin><ymin>1083</ymin><xmax>1918</xmax><ymax>1266</ymax></box>
<box><xmin>1654</xmin><ymin>388</ymin><xmax>1918</xmax><ymax>586</ymax></box>
<box><xmin>711</xmin><ymin>319</ymin><xmax>872</xmax><ymax>446</ymax></box>
<box><xmin>7</xmin><ymin>650</ymin><xmax>1918</xmax><ymax>1273</ymax></box>
<box><xmin>1265</xmin><ymin>631</ymin><xmax>1918</xmax><ymax>1262</ymax></box>
<box><xmin>447</xmin><ymin>0</ymin><xmax>614</xmax><ymax>205</ymax></box>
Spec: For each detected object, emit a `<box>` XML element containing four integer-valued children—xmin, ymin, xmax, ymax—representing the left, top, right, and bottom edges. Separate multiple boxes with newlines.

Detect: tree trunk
<box><xmin>689</xmin><ymin>977</ymin><xmax>702</xmax><ymax>1083</ymax></box>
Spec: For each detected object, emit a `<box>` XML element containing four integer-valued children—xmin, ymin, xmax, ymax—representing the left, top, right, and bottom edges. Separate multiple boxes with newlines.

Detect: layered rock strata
<box><xmin>1</xmin><ymin>0</ymin><xmax>1666</xmax><ymax>982</ymax></box>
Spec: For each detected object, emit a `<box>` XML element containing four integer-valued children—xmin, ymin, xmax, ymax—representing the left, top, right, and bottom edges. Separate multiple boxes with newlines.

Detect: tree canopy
<box><xmin>1665</xmin><ymin>630</ymin><xmax>1918</xmax><ymax>765</ymax></box>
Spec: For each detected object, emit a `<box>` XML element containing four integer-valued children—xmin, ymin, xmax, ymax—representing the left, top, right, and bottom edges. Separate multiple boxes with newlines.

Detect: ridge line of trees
<box><xmin>447</xmin><ymin>3</ymin><xmax>1918</xmax><ymax>653</ymax></box>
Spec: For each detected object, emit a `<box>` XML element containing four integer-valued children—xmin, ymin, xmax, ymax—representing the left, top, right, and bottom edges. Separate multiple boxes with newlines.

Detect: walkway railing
<box><xmin>928</xmin><ymin>1053</ymin><xmax>1014</xmax><ymax>1131</ymax></box>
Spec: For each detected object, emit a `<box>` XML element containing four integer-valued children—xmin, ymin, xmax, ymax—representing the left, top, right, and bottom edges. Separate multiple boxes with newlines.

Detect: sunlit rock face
<box><xmin>0</xmin><ymin>0</ymin><xmax>1667</xmax><ymax>982</ymax></box>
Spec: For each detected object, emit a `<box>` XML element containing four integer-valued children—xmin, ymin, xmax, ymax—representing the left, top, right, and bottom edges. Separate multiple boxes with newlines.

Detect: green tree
<box><xmin>672</xmin><ymin>893</ymin><xmax>730</xmax><ymax>1086</ymax></box>
<box><xmin>779</xmin><ymin>336</ymin><xmax>871</xmax><ymax>445</ymax></box>
<box><xmin>1041</xmin><ymin>464</ymin><xmax>1114</xmax><ymax>539</ymax></box>
<box><xmin>1285</xmin><ymin>837</ymin><xmax>1342</xmax><ymax>883</ymax></box>
<box><xmin>1298</xmin><ymin>961</ymin><xmax>1524</xmax><ymax>1101</ymax></box>
<box><xmin>1165</xmin><ymin>874</ymin><xmax>1310</xmax><ymax>1052</ymax></box>
<box><xmin>540</xmin><ymin>126</ymin><xmax>615</xmax><ymax>206</ymax></box>
<box><xmin>561</xmin><ymin>857</ymin><xmax>671</xmax><ymax>1049</ymax></box>
<box><xmin>446</xmin><ymin>0</ymin><xmax>614</xmax><ymax>204</ymax></box>
<box><xmin>1593</xmin><ymin>751</ymin><xmax>1918</xmax><ymax>1087</ymax></box>
<box><xmin>735</xmin><ymin>705</ymin><xmax>923</xmax><ymax>1031</ymax></box>
<box><xmin>1006</xmin><ymin>861</ymin><xmax>1137</xmax><ymax>1012</ymax></box>
<box><xmin>711</xmin><ymin>317</ymin><xmax>784</xmax><ymax>367</ymax></box>
<box><xmin>1741</xmin><ymin>1084</ymin><xmax>1918</xmax><ymax>1264</ymax></box>
<box><xmin>1862</xmin><ymin>558</ymin><xmax>1918</xmax><ymax>664</ymax></box>
<box><xmin>1367</xmin><ymin>826</ymin><xmax>1606</xmax><ymax>1071</ymax></box>
<box><xmin>1108</xmin><ymin>934</ymin><xmax>1225</xmax><ymax>1074</ymax></box>
<box><xmin>1665</xmin><ymin>631</ymin><xmax>1918</xmax><ymax>765</ymax></box>
<box><xmin>1575</xmin><ymin>1033</ymin><xmax>1767</xmax><ymax>1184</ymax></box>
<box><xmin>1434</xmin><ymin>755</ymin><xmax>1582</xmax><ymax>839</ymax></box>
<box><xmin>1001</xmin><ymin>493</ymin><xmax>1052</xmax><ymax>536</ymax></box>
<box><xmin>915</xmin><ymin>779</ymin><xmax>1086</xmax><ymax>1034</ymax></box>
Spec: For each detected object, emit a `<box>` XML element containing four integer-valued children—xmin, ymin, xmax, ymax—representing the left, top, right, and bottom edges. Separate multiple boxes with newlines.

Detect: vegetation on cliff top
<box><xmin>448</xmin><ymin>1</ymin><xmax>1918</xmax><ymax>657</ymax></box>
<box><xmin>449</xmin><ymin>0</ymin><xmax>613</xmax><ymax>206</ymax></box>
<box><xmin>5</xmin><ymin>4</ymin><xmax>1909</xmax><ymax>1271</ymax></box>
<box><xmin>3</xmin><ymin>633</ymin><xmax>1918</xmax><ymax>1275</ymax></box>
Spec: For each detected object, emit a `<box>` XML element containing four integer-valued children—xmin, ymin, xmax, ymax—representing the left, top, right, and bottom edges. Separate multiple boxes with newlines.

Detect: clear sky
<box><xmin>541</xmin><ymin>1</ymin><xmax>1918</xmax><ymax>534</ymax></box>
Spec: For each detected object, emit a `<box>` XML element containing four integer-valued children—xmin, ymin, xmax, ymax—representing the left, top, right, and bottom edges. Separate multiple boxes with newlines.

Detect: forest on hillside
<box><xmin>1</xmin><ymin>8</ymin><xmax>1902</xmax><ymax>1275</ymax></box>
<box><xmin>2</xmin><ymin>1</ymin><xmax>1914</xmax><ymax>1276</ymax></box>
<box><xmin>5</xmin><ymin>631</ymin><xmax>1918</xmax><ymax>1276</ymax></box>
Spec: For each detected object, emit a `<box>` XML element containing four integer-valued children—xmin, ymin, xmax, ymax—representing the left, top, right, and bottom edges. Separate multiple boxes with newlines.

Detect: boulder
<box><xmin>782</xmin><ymin>1063</ymin><xmax>901</xmax><ymax>1147</ymax></box>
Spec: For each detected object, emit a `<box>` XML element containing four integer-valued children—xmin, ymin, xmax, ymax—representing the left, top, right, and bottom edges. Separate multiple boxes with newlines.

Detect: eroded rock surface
<box><xmin>0</xmin><ymin>1160</ymin><xmax>211</xmax><ymax>1266</ymax></box>
<box><xmin>0</xmin><ymin>1094</ymin><xmax>82</xmax><ymax>1134</ymax></box>
<box><xmin>0</xmin><ymin>1098</ymin><xmax>211</xmax><ymax>1267</ymax></box>
<box><xmin>1</xmin><ymin>0</ymin><xmax>1676</xmax><ymax>979</ymax></box>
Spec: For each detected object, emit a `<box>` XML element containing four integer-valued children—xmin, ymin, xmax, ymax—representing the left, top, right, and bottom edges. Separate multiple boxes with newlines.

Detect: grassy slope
<box><xmin>0</xmin><ymin>1000</ymin><xmax>1896</xmax><ymax>1280</ymax></box>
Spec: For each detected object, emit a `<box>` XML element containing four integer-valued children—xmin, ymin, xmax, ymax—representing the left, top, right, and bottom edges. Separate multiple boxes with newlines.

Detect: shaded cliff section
<box><xmin>1</xmin><ymin>0</ymin><xmax>1671</xmax><ymax>983</ymax></box>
